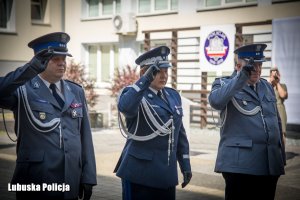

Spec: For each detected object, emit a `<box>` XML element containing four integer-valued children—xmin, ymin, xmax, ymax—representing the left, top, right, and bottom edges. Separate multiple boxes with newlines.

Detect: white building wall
<box><xmin>0</xmin><ymin>0</ymin><xmax>63</xmax><ymax>72</ymax></box>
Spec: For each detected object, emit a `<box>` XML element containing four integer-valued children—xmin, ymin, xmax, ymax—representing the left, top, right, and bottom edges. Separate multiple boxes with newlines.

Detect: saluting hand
<box><xmin>143</xmin><ymin>63</ymin><xmax>160</xmax><ymax>82</ymax></box>
<box><xmin>29</xmin><ymin>49</ymin><xmax>53</xmax><ymax>74</ymax></box>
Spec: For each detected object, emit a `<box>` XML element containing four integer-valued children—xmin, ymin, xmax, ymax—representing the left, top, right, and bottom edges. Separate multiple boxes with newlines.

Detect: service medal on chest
<box><xmin>72</xmin><ymin>110</ymin><xmax>77</xmax><ymax>118</ymax></box>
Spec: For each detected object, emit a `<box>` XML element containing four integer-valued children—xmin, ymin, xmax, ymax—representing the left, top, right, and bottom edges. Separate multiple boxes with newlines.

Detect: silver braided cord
<box><xmin>231</xmin><ymin>97</ymin><xmax>261</xmax><ymax>116</ymax></box>
<box><xmin>18</xmin><ymin>86</ymin><xmax>61</xmax><ymax>133</ymax></box>
<box><xmin>117</xmin><ymin>88</ymin><xmax>175</xmax><ymax>165</ymax></box>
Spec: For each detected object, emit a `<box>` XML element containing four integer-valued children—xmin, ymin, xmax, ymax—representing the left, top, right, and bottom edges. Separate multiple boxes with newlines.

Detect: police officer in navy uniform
<box><xmin>209</xmin><ymin>44</ymin><xmax>285</xmax><ymax>200</ymax></box>
<box><xmin>0</xmin><ymin>32</ymin><xmax>97</xmax><ymax>200</ymax></box>
<box><xmin>114</xmin><ymin>46</ymin><xmax>192</xmax><ymax>200</ymax></box>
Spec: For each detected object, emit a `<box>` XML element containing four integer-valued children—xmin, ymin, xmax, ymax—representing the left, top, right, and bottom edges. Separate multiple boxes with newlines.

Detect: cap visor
<box><xmin>253</xmin><ymin>59</ymin><xmax>266</xmax><ymax>62</ymax></box>
<box><xmin>52</xmin><ymin>50</ymin><xmax>72</xmax><ymax>57</ymax></box>
<box><xmin>158</xmin><ymin>63</ymin><xmax>171</xmax><ymax>68</ymax></box>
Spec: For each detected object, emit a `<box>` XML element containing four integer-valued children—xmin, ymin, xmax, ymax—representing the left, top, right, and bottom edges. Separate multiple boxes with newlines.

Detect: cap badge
<box><xmin>61</xmin><ymin>33</ymin><xmax>68</xmax><ymax>43</ymax></box>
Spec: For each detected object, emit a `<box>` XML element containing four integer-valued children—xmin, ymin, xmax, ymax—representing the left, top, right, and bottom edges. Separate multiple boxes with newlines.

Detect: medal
<box><xmin>72</xmin><ymin>110</ymin><xmax>77</xmax><ymax>118</ymax></box>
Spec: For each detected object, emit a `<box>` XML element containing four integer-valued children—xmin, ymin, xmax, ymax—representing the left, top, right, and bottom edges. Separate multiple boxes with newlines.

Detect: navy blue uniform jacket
<box><xmin>115</xmin><ymin>76</ymin><xmax>191</xmax><ymax>189</ymax></box>
<box><xmin>209</xmin><ymin>70</ymin><xmax>285</xmax><ymax>176</ymax></box>
<box><xmin>0</xmin><ymin>64</ymin><xmax>97</xmax><ymax>199</ymax></box>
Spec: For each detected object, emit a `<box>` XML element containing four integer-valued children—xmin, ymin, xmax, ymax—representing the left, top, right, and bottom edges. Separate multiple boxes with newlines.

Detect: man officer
<box><xmin>209</xmin><ymin>44</ymin><xmax>285</xmax><ymax>200</ymax></box>
<box><xmin>0</xmin><ymin>32</ymin><xmax>97</xmax><ymax>200</ymax></box>
<box><xmin>114</xmin><ymin>46</ymin><xmax>192</xmax><ymax>200</ymax></box>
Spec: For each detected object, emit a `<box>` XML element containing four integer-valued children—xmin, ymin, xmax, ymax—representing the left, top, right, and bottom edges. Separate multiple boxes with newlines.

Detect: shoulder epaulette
<box><xmin>64</xmin><ymin>79</ymin><xmax>83</xmax><ymax>88</ymax></box>
<box><xmin>164</xmin><ymin>86</ymin><xmax>178</xmax><ymax>92</ymax></box>
<box><xmin>260</xmin><ymin>77</ymin><xmax>268</xmax><ymax>82</ymax></box>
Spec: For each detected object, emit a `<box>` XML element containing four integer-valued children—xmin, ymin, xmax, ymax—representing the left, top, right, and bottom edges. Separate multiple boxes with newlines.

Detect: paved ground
<box><xmin>0</xmin><ymin>127</ymin><xmax>299</xmax><ymax>200</ymax></box>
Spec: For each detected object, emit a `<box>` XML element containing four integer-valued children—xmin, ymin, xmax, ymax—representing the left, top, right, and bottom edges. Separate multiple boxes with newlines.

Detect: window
<box><xmin>138</xmin><ymin>0</ymin><xmax>178</xmax><ymax>14</ymax></box>
<box><xmin>88</xmin><ymin>0</ymin><xmax>99</xmax><ymax>17</ymax></box>
<box><xmin>87</xmin><ymin>44</ymin><xmax>119</xmax><ymax>86</ymax></box>
<box><xmin>200</xmin><ymin>0</ymin><xmax>257</xmax><ymax>9</ymax></box>
<box><xmin>84</xmin><ymin>0</ymin><xmax>120</xmax><ymax>18</ymax></box>
<box><xmin>31</xmin><ymin>0</ymin><xmax>48</xmax><ymax>21</ymax></box>
<box><xmin>88</xmin><ymin>46</ymin><xmax>98</xmax><ymax>80</ymax></box>
<box><xmin>0</xmin><ymin>0</ymin><xmax>15</xmax><ymax>32</ymax></box>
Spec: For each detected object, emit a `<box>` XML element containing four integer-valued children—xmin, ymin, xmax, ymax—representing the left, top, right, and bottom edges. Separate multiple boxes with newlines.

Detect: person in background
<box><xmin>209</xmin><ymin>44</ymin><xmax>285</xmax><ymax>200</ymax></box>
<box><xmin>268</xmin><ymin>67</ymin><xmax>288</xmax><ymax>146</ymax></box>
<box><xmin>0</xmin><ymin>32</ymin><xmax>97</xmax><ymax>200</ymax></box>
<box><xmin>114</xmin><ymin>46</ymin><xmax>192</xmax><ymax>200</ymax></box>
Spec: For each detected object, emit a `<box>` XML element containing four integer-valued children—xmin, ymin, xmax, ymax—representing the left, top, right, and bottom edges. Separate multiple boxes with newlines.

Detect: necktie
<box><xmin>250</xmin><ymin>85</ymin><xmax>257</xmax><ymax>93</ymax></box>
<box><xmin>157</xmin><ymin>90</ymin><xmax>168</xmax><ymax>104</ymax></box>
<box><xmin>157</xmin><ymin>90</ymin><xmax>163</xmax><ymax>98</ymax></box>
<box><xmin>50</xmin><ymin>83</ymin><xmax>64</xmax><ymax>108</ymax></box>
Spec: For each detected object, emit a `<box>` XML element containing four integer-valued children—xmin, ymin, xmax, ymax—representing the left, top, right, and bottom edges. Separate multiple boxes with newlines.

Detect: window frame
<box><xmin>137</xmin><ymin>0</ymin><xmax>178</xmax><ymax>16</ymax></box>
<box><xmin>0</xmin><ymin>0</ymin><xmax>16</xmax><ymax>33</ymax></box>
<box><xmin>82</xmin><ymin>0</ymin><xmax>121</xmax><ymax>20</ymax></box>
<box><xmin>85</xmin><ymin>43</ymin><xmax>119</xmax><ymax>88</ymax></box>
<box><xmin>197</xmin><ymin>0</ymin><xmax>257</xmax><ymax>11</ymax></box>
<box><xmin>31</xmin><ymin>0</ymin><xmax>49</xmax><ymax>24</ymax></box>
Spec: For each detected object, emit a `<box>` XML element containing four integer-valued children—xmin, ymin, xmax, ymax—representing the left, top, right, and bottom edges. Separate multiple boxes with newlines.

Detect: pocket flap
<box><xmin>265</xmin><ymin>95</ymin><xmax>276</xmax><ymax>102</ymax></box>
<box><xmin>235</xmin><ymin>93</ymin><xmax>254</xmax><ymax>101</ymax></box>
<box><xmin>128</xmin><ymin>146</ymin><xmax>153</xmax><ymax>160</ymax></box>
<box><xmin>30</xmin><ymin>102</ymin><xmax>53</xmax><ymax>113</ymax></box>
<box><xmin>225</xmin><ymin>139</ymin><xmax>252</xmax><ymax>148</ymax></box>
<box><xmin>17</xmin><ymin>151</ymin><xmax>45</xmax><ymax>162</ymax></box>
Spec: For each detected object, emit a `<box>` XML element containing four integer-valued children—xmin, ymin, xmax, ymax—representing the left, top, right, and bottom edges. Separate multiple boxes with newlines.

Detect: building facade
<box><xmin>1</xmin><ymin>0</ymin><xmax>300</xmax><ymax>126</ymax></box>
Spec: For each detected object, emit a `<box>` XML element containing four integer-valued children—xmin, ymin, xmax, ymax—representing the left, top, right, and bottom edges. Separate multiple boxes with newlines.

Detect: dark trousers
<box><xmin>122</xmin><ymin>179</ymin><xmax>175</xmax><ymax>200</ymax></box>
<box><xmin>222</xmin><ymin>172</ymin><xmax>280</xmax><ymax>200</ymax></box>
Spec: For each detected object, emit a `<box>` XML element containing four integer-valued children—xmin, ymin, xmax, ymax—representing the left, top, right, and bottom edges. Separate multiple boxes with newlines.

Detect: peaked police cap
<box><xmin>234</xmin><ymin>43</ymin><xmax>267</xmax><ymax>62</ymax></box>
<box><xmin>135</xmin><ymin>46</ymin><xmax>171</xmax><ymax>68</ymax></box>
<box><xmin>28</xmin><ymin>32</ymin><xmax>72</xmax><ymax>57</ymax></box>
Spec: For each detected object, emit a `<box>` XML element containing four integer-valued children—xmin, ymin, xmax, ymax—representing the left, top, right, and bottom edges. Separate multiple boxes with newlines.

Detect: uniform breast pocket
<box><xmin>264</xmin><ymin>95</ymin><xmax>277</xmax><ymax>115</ymax></box>
<box><xmin>68</xmin><ymin>107</ymin><xmax>83</xmax><ymax>132</ymax></box>
<box><xmin>30</xmin><ymin>102</ymin><xmax>56</xmax><ymax>122</ymax></box>
<box><xmin>152</xmin><ymin>106</ymin><xmax>169</xmax><ymax>119</ymax></box>
<box><xmin>234</xmin><ymin>94</ymin><xmax>259</xmax><ymax>111</ymax></box>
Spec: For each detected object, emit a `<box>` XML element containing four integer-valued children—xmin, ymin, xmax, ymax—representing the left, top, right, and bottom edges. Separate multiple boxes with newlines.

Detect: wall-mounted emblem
<box><xmin>204</xmin><ymin>30</ymin><xmax>229</xmax><ymax>65</ymax></box>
